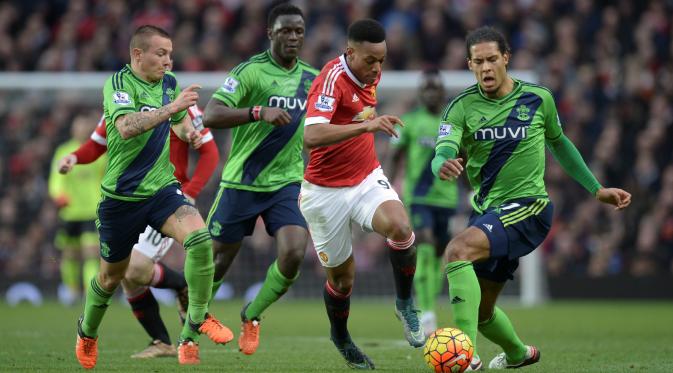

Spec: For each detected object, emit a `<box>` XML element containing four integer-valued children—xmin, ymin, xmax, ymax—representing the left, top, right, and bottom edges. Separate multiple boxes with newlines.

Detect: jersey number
<box><xmin>146</xmin><ymin>228</ymin><xmax>163</xmax><ymax>246</ymax></box>
<box><xmin>377</xmin><ymin>180</ymin><xmax>391</xmax><ymax>189</ymax></box>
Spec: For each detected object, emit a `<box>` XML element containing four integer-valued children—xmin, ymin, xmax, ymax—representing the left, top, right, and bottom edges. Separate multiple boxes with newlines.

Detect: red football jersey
<box><xmin>304</xmin><ymin>54</ymin><xmax>381</xmax><ymax>187</ymax></box>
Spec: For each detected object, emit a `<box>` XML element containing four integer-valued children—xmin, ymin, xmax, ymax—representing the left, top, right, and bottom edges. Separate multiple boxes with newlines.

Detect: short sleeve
<box><xmin>304</xmin><ymin>72</ymin><xmax>343</xmax><ymax>126</ymax></box>
<box><xmin>103</xmin><ymin>75</ymin><xmax>136</xmax><ymax>126</ymax></box>
<box><xmin>542</xmin><ymin>91</ymin><xmax>563</xmax><ymax>140</ymax></box>
<box><xmin>211</xmin><ymin>65</ymin><xmax>251</xmax><ymax>108</ymax></box>
<box><xmin>435</xmin><ymin>98</ymin><xmax>466</xmax><ymax>154</ymax></box>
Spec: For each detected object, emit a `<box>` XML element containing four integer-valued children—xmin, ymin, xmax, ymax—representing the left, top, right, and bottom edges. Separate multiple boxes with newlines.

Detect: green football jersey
<box><xmin>391</xmin><ymin>107</ymin><xmax>458</xmax><ymax>208</ymax></box>
<box><xmin>102</xmin><ymin>65</ymin><xmax>187</xmax><ymax>201</ymax></box>
<box><xmin>212</xmin><ymin>50</ymin><xmax>318</xmax><ymax>192</ymax></box>
<box><xmin>435</xmin><ymin>79</ymin><xmax>563</xmax><ymax>212</ymax></box>
<box><xmin>48</xmin><ymin>140</ymin><xmax>107</xmax><ymax>221</ymax></box>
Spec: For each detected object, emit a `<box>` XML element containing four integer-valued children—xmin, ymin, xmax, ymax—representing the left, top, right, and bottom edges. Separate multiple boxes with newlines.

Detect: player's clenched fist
<box><xmin>438</xmin><ymin>158</ymin><xmax>464</xmax><ymax>181</ymax></box>
<box><xmin>171</xmin><ymin>84</ymin><xmax>201</xmax><ymax>114</ymax></box>
<box><xmin>365</xmin><ymin>115</ymin><xmax>404</xmax><ymax>138</ymax></box>
<box><xmin>58</xmin><ymin>154</ymin><xmax>78</xmax><ymax>174</ymax></box>
<box><xmin>261</xmin><ymin>107</ymin><xmax>292</xmax><ymax>126</ymax></box>
<box><xmin>187</xmin><ymin>129</ymin><xmax>203</xmax><ymax>149</ymax></box>
<box><xmin>595</xmin><ymin>187</ymin><xmax>632</xmax><ymax>210</ymax></box>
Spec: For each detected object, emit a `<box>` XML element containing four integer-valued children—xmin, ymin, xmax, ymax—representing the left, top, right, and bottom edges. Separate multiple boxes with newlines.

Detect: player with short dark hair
<box><xmin>432</xmin><ymin>26</ymin><xmax>631</xmax><ymax>370</ymax></box>
<box><xmin>301</xmin><ymin>18</ymin><xmax>423</xmax><ymax>370</ymax></box>
<box><xmin>386</xmin><ymin>69</ymin><xmax>458</xmax><ymax>337</ymax></box>
<box><xmin>74</xmin><ymin>25</ymin><xmax>232</xmax><ymax>368</ymax></box>
<box><xmin>202</xmin><ymin>2</ymin><xmax>317</xmax><ymax>356</ymax></box>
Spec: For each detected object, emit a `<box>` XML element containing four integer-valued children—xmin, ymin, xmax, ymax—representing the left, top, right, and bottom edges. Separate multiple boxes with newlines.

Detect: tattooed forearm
<box><xmin>116</xmin><ymin>105</ymin><xmax>174</xmax><ymax>139</ymax></box>
<box><xmin>174</xmin><ymin>205</ymin><xmax>201</xmax><ymax>223</ymax></box>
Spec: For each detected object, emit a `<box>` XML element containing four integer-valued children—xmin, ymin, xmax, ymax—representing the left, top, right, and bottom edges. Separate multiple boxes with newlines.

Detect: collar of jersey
<box><xmin>339</xmin><ymin>54</ymin><xmax>366</xmax><ymax>89</ymax></box>
<box><xmin>265</xmin><ymin>50</ymin><xmax>300</xmax><ymax>74</ymax></box>
<box><xmin>125</xmin><ymin>64</ymin><xmax>161</xmax><ymax>87</ymax></box>
<box><xmin>477</xmin><ymin>76</ymin><xmax>522</xmax><ymax>103</ymax></box>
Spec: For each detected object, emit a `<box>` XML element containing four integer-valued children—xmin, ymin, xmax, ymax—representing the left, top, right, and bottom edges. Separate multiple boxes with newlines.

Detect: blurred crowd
<box><xmin>1</xmin><ymin>0</ymin><xmax>673</xmax><ymax>287</ymax></box>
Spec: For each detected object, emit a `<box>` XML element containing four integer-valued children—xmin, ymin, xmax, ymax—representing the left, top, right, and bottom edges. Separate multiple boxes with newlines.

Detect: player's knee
<box><xmin>97</xmin><ymin>271</ymin><xmax>123</xmax><ymax>291</ymax></box>
<box><xmin>445</xmin><ymin>237</ymin><xmax>472</xmax><ymax>262</ymax></box>
<box><xmin>330</xmin><ymin>277</ymin><xmax>354</xmax><ymax>295</ymax></box>
<box><xmin>124</xmin><ymin>261</ymin><xmax>146</xmax><ymax>284</ymax></box>
<box><xmin>387</xmin><ymin>221</ymin><xmax>413</xmax><ymax>243</ymax></box>
<box><xmin>281</xmin><ymin>248</ymin><xmax>305</xmax><ymax>272</ymax></box>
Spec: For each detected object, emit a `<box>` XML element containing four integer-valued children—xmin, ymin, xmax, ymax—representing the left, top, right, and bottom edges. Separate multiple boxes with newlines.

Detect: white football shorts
<box><xmin>299</xmin><ymin>167</ymin><xmax>401</xmax><ymax>268</ymax></box>
<box><xmin>133</xmin><ymin>226</ymin><xmax>174</xmax><ymax>262</ymax></box>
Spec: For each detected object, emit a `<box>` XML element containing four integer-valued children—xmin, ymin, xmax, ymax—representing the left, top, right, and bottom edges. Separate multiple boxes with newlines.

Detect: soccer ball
<box><xmin>423</xmin><ymin>327</ymin><xmax>474</xmax><ymax>373</ymax></box>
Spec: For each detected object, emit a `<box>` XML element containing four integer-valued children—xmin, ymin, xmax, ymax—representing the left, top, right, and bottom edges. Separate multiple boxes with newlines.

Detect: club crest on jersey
<box><xmin>315</xmin><ymin>94</ymin><xmax>336</xmax><ymax>112</ymax></box>
<box><xmin>370</xmin><ymin>86</ymin><xmax>376</xmax><ymax>99</ymax></box>
<box><xmin>221</xmin><ymin>76</ymin><xmax>239</xmax><ymax>93</ymax></box>
<box><xmin>474</xmin><ymin>125</ymin><xmax>528</xmax><ymax>141</ymax></box>
<box><xmin>112</xmin><ymin>91</ymin><xmax>132</xmax><ymax>105</ymax></box>
<box><xmin>352</xmin><ymin>106</ymin><xmax>376</xmax><ymax>122</ymax></box>
<box><xmin>516</xmin><ymin>104</ymin><xmax>531</xmax><ymax>121</ymax></box>
<box><xmin>438</xmin><ymin>123</ymin><xmax>452</xmax><ymax>138</ymax></box>
<box><xmin>319</xmin><ymin>252</ymin><xmax>329</xmax><ymax>263</ymax></box>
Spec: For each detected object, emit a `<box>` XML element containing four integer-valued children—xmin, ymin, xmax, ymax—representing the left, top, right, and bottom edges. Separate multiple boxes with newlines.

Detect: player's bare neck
<box><xmin>344</xmin><ymin>56</ymin><xmax>365</xmax><ymax>85</ymax></box>
<box><xmin>130</xmin><ymin>62</ymin><xmax>156</xmax><ymax>83</ymax></box>
<box><xmin>271</xmin><ymin>50</ymin><xmax>296</xmax><ymax>70</ymax></box>
<box><xmin>489</xmin><ymin>76</ymin><xmax>514</xmax><ymax>99</ymax></box>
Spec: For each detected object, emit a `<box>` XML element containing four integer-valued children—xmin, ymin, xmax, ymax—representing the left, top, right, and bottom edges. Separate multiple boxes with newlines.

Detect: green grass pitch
<box><xmin>1</xmin><ymin>299</ymin><xmax>672</xmax><ymax>372</ymax></box>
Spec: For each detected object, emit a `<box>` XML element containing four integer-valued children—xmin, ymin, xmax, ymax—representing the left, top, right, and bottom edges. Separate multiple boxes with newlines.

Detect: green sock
<box><xmin>60</xmin><ymin>258</ymin><xmax>80</xmax><ymax>293</ymax></box>
<box><xmin>82</xmin><ymin>259</ymin><xmax>98</xmax><ymax>290</ymax></box>
<box><xmin>209</xmin><ymin>277</ymin><xmax>225</xmax><ymax>306</ymax></box>
<box><xmin>245</xmin><ymin>260</ymin><xmax>297</xmax><ymax>320</ymax></box>
<box><xmin>430</xmin><ymin>252</ymin><xmax>444</xmax><ymax>305</ymax></box>
<box><xmin>478</xmin><ymin>306</ymin><xmax>527</xmax><ymax>363</ymax></box>
<box><xmin>446</xmin><ymin>261</ymin><xmax>480</xmax><ymax>354</ymax></box>
<box><xmin>414</xmin><ymin>243</ymin><xmax>434</xmax><ymax>311</ymax></box>
<box><xmin>180</xmin><ymin>228</ymin><xmax>214</xmax><ymax>341</ymax></box>
<box><xmin>81</xmin><ymin>276</ymin><xmax>114</xmax><ymax>337</ymax></box>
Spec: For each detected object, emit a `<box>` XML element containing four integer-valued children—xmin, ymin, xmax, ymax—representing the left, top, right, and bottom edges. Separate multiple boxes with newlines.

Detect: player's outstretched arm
<box><xmin>304</xmin><ymin>115</ymin><xmax>402</xmax><ymax>148</ymax></box>
<box><xmin>65</xmin><ymin>138</ymin><xmax>107</xmax><ymax>170</ymax></box>
<box><xmin>115</xmin><ymin>84</ymin><xmax>200</xmax><ymax>139</ymax></box>
<box><xmin>203</xmin><ymin>98</ymin><xmax>291</xmax><ymax>129</ymax></box>
<box><xmin>546</xmin><ymin>133</ymin><xmax>603</xmax><ymax>195</ymax></box>
<box><xmin>182</xmin><ymin>138</ymin><xmax>220</xmax><ymax>199</ymax></box>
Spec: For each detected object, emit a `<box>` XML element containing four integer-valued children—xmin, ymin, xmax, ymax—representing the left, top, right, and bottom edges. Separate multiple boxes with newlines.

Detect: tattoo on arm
<box><xmin>117</xmin><ymin>105</ymin><xmax>173</xmax><ymax>138</ymax></box>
